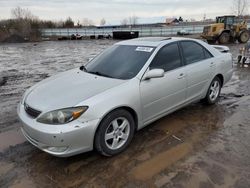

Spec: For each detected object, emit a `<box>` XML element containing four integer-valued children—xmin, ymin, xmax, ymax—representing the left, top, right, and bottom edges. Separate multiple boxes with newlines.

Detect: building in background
<box><xmin>166</xmin><ymin>18</ymin><xmax>179</xmax><ymax>25</ymax></box>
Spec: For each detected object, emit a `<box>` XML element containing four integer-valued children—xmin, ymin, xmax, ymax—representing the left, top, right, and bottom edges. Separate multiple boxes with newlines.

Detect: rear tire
<box><xmin>94</xmin><ymin>109</ymin><xmax>135</xmax><ymax>156</ymax></box>
<box><xmin>203</xmin><ymin>77</ymin><xmax>222</xmax><ymax>105</ymax></box>
<box><xmin>238</xmin><ymin>30</ymin><xmax>250</xmax><ymax>43</ymax></box>
<box><xmin>219</xmin><ymin>32</ymin><xmax>230</xmax><ymax>44</ymax></box>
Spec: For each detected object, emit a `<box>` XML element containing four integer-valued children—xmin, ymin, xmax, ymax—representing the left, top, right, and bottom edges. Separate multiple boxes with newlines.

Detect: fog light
<box><xmin>46</xmin><ymin>146</ymin><xmax>68</xmax><ymax>153</ymax></box>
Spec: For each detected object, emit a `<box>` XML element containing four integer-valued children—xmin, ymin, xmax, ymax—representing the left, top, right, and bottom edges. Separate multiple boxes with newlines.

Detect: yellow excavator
<box><xmin>201</xmin><ymin>15</ymin><xmax>249</xmax><ymax>44</ymax></box>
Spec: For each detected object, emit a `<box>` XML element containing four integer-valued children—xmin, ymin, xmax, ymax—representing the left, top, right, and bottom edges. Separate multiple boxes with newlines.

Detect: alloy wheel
<box><xmin>104</xmin><ymin>117</ymin><xmax>130</xmax><ymax>150</ymax></box>
<box><xmin>209</xmin><ymin>80</ymin><xmax>220</xmax><ymax>101</ymax></box>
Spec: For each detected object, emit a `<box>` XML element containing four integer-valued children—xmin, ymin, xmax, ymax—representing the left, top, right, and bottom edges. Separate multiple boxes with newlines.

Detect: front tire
<box><xmin>219</xmin><ymin>32</ymin><xmax>230</xmax><ymax>44</ymax></box>
<box><xmin>94</xmin><ymin>109</ymin><xmax>135</xmax><ymax>156</ymax></box>
<box><xmin>204</xmin><ymin>77</ymin><xmax>222</xmax><ymax>105</ymax></box>
<box><xmin>238</xmin><ymin>30</ymin><xmax>250</xmax><ymax>43</ymax></box>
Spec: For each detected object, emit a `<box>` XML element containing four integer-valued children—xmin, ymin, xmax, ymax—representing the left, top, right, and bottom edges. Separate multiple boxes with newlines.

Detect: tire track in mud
<box><xmin>0</xmin><ymin>40</ymin><xmax>117</xmax><ymax>187</ymax></box>
<box><xmin>0</xmin><ymin>40</ymin><xmax>115</xmax><ymax>132</ymax></box>
<box><xmin>0</xmin><ymin>70</ymin><xmax>49</xmax><ymax>132</ymax></box>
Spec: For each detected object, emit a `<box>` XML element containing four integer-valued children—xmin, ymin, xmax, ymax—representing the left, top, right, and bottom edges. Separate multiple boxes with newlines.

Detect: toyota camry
<box><xmin>17</xmin><ymin>37</ymin><xmax>233</xmax><ymax>157</ymax></box>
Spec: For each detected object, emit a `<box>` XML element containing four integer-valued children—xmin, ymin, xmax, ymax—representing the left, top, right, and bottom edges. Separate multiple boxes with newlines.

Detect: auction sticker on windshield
<box><xmin>135</xmin><ymin>47</ymin><xmax>154</xmax><ymax>52</ymax></box>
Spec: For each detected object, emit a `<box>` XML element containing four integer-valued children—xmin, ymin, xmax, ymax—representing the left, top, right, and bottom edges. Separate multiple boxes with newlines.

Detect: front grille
<box><xmin>24</xmin><ymin>103</ymin><xmax>41</xmax><ymax>118</ymax></box>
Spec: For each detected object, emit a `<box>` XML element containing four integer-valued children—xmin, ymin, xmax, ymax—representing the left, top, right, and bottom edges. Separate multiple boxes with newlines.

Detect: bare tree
<box><xmin>232</xmin><ymin>0</ymin><xmax>248</xmax><ymax>16</ymax></box>
<box><xmin>120</xmin><ymin>16</ymin><xmax>138</xmax><ymax>26</ymax></box>
<box><xmin>11</xmin><ymin>6</ymin><xmax>37</xmax><ymax>20</ymax></box>
<box><xmin>81</xmin><ymin>18</ymin><xmax>94</xmax><ymax>27</ymax></box>
<box><xmin>11</xmin><ymin>7</ymin><xmax>24</xmax><ymax>19</ymax></box>
<box><xmin>8</xmin><ymin>7</ymin><xmax>41</xmax><ymax>41</ymax></box>
<box><xmin>128</xmin><ymin>15</ymin><xmax>138</xmax><ymax>26</ymax></box>
<box><xmin>56</xmin><ymin>20</ymin><xmax>64</xmax><ymax>28</ymax></box>
<box><xmin>100</xmin><ymin>18</ymin><xmax>106</xmax><ymax>26</ymax></box>
<box><xmin>120</xmin><ymin>18</ymin><xmax>128</xmax><ymax>26</ymax></box>
<box><xmin>64</xmin><ymin>17</ymin><xmax>74</xmax><ymax>28</ymax></box>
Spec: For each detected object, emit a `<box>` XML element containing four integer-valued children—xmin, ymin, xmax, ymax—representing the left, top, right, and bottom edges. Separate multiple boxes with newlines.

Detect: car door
<box><xmin>140</xmin><ymin>42</ymin><xmax>187</xmax><ymax>123</ymax></box>
<box><xmin>180</xmin><ymin>41</ymin><xmax>215</xmax><ymax>102</ymax></box>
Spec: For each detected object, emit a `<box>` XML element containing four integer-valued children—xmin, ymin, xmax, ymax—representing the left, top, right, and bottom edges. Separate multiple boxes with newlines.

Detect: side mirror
<box><xmin>143</xmin><ymin>69</ymin><xmax>164</xmax><ymax>80</ymax></box>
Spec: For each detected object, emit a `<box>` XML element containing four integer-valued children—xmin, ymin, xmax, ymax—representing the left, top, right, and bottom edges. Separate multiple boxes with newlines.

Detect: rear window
<box><xmin>181</xmin><ymin>41</ymin><xmax>212</xmax><ymax>65</ymax></box>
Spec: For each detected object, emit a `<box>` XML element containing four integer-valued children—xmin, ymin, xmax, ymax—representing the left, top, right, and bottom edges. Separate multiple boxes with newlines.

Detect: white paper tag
<box><xmin>135</xmin><ymin>47</ymin><xmax>153</xmax><ymax>53</ymax></box>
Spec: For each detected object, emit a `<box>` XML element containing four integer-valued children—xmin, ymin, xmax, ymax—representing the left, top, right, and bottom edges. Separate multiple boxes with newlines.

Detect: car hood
<box><xmin>25</xmin><ymin>68</ymin><xmax>126</xmax><ymax>112</ymax></box>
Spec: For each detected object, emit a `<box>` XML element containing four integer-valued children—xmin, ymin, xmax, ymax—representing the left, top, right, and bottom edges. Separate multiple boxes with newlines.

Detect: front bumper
<box><xmin>17</xmin><ymin>103</ymin><xmax>100</xmax><ymax>157</ymax></box>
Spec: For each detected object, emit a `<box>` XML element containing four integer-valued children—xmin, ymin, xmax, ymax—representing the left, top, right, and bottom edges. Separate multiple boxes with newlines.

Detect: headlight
<box><xmin>37</xmin><ymin>106</ymin><xmax>88</xmax><ymax>125</ymax></box>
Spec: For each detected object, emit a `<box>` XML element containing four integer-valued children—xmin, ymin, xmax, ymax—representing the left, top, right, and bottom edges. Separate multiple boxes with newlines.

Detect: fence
<box><xmin>41</xmin><ymin>23</ymin><xmax>250</xmax><ymax>38</ymax></box>
<box><xmin>41</xmin><ymin>25</ymin><xmax>206</xmax><ymax>38</ymax></box>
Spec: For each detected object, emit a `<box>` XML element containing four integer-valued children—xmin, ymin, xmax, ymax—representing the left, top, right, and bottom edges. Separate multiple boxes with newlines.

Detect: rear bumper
<box><xmin>17</xmin><ymin>103</ymin><xmax>100</xmax><ymax>157</ymax></box>
<box><xmin>224</xmin><ymin>68</ymin><xmax>234</xmax><ymax>84</ymax></box>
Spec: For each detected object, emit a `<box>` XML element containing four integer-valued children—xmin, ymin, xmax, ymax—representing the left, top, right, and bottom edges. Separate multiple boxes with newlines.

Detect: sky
<box><xmin>0</xmin><ymin>0</ymin><xmax>241</xmax><ymax>25</ymax></box>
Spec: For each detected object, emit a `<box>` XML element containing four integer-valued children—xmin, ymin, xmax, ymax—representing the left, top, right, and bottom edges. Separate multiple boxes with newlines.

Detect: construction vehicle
<box><xmin>201</xmin><ymin>15</ymin><xmax>250</xmax><ymax>44</ymax></box>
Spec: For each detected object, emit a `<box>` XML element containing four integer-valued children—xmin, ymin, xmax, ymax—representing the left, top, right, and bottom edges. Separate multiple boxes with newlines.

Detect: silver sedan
<box><xmin>17</xmin><ymin>37</ymin><xmax>233</xmax><ymax>157</ymax></box>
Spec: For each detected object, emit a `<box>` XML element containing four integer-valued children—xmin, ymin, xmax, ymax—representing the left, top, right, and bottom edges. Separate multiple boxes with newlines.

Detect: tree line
<box><xmin>0</xmin><ymin>1</ymin><xmax>249</xmax><ymax>42</ymax></box>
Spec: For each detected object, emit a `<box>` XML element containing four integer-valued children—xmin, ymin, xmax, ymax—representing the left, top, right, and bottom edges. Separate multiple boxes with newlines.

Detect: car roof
<box><xmin>116</xmin><ymin>37</ymin><xmax>198</xmax><ymax>47</ymax></box>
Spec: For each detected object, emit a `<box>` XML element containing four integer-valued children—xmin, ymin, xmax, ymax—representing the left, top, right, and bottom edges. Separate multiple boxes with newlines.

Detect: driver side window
<box><xmin>150</xmin><ymin>43</ymin><xmax>182</xmax><ymax>72</ymax></box>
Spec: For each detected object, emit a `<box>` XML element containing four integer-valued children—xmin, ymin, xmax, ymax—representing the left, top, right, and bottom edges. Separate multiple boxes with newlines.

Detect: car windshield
<box><xmin>85</xmin><ymin>45</ymin><xmax>155</xmax><ymax>80</ymax></box>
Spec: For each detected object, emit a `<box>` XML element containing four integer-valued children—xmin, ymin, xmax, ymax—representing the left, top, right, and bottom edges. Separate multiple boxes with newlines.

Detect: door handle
<box><xmin>178</xmin><ymin>73</ymin><xmax>185</xmax><ymax>79</ymax></box>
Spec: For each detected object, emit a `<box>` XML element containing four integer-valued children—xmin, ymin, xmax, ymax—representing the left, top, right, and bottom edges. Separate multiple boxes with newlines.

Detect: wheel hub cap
<box><xmin>209</xmin><ymin>80</ymin><xmax>220</xmax><ymax>101</ymax></box>
<box><xmin>105</xmin><ymin>117</ymin><xmax>130</xmax><ymax>150</ymax></box>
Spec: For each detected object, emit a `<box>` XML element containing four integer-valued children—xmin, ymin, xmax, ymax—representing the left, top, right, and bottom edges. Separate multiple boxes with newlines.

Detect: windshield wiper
<box><xmin>88</xmin><ymin>71</ymin><xmax>114</xmax><ymax>78</ymax></box>
<box><xmin>80</xmin><ymin>65</ymin><xmax>87</xmax><ymax>72</ymax></box>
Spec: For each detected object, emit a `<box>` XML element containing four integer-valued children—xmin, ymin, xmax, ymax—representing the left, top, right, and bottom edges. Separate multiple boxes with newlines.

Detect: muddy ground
<box><xmin>0</xmin><ymin>40</ymin><xmax>250</xmax><ymax>188</ymax></box>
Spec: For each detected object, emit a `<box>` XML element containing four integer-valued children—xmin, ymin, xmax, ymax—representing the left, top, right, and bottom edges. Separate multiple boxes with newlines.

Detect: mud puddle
<box><xmin>0</xmin><ymin>41</ymin><xmax>250</xmax><ymax>187</ymax></box>
<box><xmin>0</xmin><ymin>128</ymin><xmax>25</xmax><ymax>152</ymax></box>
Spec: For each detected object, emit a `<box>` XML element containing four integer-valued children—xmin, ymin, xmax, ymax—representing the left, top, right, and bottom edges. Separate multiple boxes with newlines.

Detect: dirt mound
<box><xmin>2</xmin><ymin>34</ymin><xmax>26</xmax><ymax>43</ymax></box>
